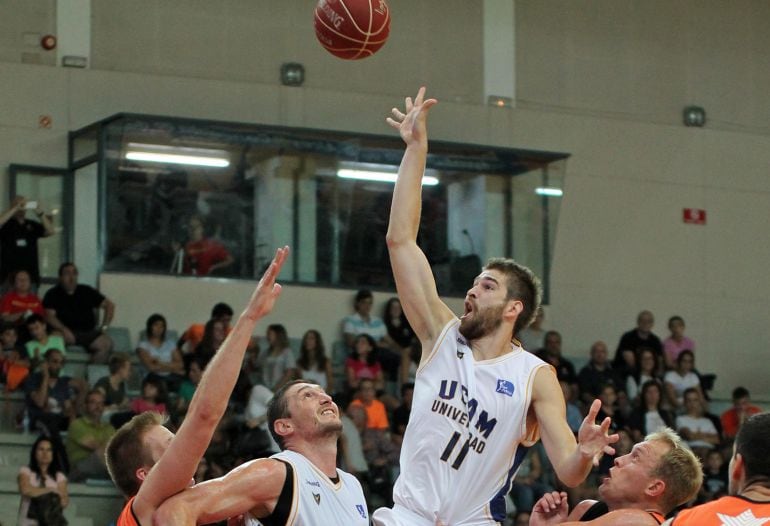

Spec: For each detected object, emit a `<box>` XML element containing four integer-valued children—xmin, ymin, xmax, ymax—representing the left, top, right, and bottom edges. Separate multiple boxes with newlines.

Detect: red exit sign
<box><xmin>683</xmin><ymin>208</ymin><xmax>706</xmax><ymax>225</ymax></box>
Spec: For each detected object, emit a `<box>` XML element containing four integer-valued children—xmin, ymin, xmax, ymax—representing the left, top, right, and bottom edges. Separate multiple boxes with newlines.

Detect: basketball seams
<box><xmin>314</xmin><ymin>0</ymin><xmax>390</xmax><ymax>59</ymax></box>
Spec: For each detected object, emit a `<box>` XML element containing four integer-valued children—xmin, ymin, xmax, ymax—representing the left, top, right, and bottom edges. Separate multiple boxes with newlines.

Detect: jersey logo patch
<box><xmin>716</xmin><ymin>510</ymin><xmax>770</xmax><ymax>525</ymax></box>
<box><xmin>356</xmin><ymin>504</ymin><xmax>367</xmax><ymax>518</ymax></box>
<box><xmin>305</xmin><ymin>479</ymin><xmax>320</xmax><ymax>487</ymax></box>
<box><xmin>496</xmin><ymin>379</ymin><xmax>514</xmax><ymax>397</ymax></box>
<box><xmin>313</xmin><ymin>492</ymin><xmax>321</xmax><ymax>505</ymax></box>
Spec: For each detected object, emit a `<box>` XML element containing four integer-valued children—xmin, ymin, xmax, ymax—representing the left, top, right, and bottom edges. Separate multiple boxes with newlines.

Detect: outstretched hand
<box><xmin>578</xmin><ymin>399</ymin><xmax>619</xmax><ymax>466</ymax></box>
<box><xmin>530</xmin><ymin>491</ymin><xmax>569</xmax><ymax>526</ymax></box>
<box><xmin>386</xmin><ymin>86</ymin><xmax>437</xmax><ymax>147</ymax></box>
<box><xmin>244</xmin><ymin>246</ymin><xmax>289</xmax><ymax>321</ymax></box>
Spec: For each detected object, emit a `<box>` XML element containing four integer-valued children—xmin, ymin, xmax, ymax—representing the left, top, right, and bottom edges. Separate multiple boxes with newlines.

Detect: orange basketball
<box><xmin>314</xmin><ymin>0</ymin><xmax>390</xmax><ymax>60</ymax></box>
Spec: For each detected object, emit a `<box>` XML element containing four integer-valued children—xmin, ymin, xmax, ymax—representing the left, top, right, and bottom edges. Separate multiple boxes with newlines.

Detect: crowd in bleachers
<box><xmin>0</xmin><ymin>261</ymin><xmax>764</xmax><ymax>524</ymax></box>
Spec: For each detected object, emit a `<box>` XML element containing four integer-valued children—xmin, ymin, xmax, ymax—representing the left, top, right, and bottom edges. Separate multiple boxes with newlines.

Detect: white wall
<box><xmin>1</xmin><ymin>1</ymin><xmax>770</xmax><ymax>399</ymax></box>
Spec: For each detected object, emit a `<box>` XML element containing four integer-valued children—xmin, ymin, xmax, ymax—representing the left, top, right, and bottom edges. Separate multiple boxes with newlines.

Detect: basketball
<box><xmin>314</xmin><ymin>0</ymin><xmax>390</xmax><ymax>60</ymax></box>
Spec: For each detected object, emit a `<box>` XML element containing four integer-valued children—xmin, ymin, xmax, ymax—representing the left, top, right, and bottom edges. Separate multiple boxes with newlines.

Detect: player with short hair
<box><xmin>152</xmin><ymin>379</ymin><xmax>368</xmax><ymax>525</ymax></box>
<box><xmin>106</xmin><ymin>246</ymin><xmax>289</xmax><ymax>526</ymax></box>
<box><xmin>531</xmin><ymin>427</ymin><xmax>702</xmax><ymax>525</ymax></box>
<box><xmin>371</xmin><ymin>87</ymin><xmax>618</xmax><ymax>526</ymax></box>
<box><xmin>665</xmin><ymin>412</ymin><xmax>770</xmax><ymax>525</ymax></box>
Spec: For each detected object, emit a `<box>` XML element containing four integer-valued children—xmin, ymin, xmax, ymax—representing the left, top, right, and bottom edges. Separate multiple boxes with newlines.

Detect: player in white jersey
<box><xmin>153</xmin><ymin>380</ymin><xmax>368</xmax><ymax>525</ymax></box>
<box><xmin>373</xmin><ymin>87</ymin><xmax>619</xmax><ymax>526</ymax></box>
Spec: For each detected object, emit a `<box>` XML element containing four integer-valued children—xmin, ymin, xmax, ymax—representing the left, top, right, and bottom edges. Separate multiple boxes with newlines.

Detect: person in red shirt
<box><xmin>720</xmin><ymin>386</ymin><xmax>762</xmax><ymax>441</ymax></box>
<box><xmin>667</xmin><ymin>412</ymin><xmax>770</xmax><ymax>525</ymax></box>
<box><xmin>181</xmin><ymin>215</ymin><xmax>233</xmax><ymax>276</ymax></box>
<box><xmin>0</xmin><ymin>270</ymin><xmax>45</xmax><ymax>326</ymax></box>
<box><xmin>106</xmin><ymin>247</ymin><xmax>288</xmax><ymax>526</ymax></box>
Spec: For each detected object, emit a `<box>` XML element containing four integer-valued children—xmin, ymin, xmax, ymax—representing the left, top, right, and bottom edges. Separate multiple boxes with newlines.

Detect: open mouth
<box><xmin>461</xmin><ymin>300</ymin><xmax>473</xmax><ymax>319</ymax></box>
<box><xmin>320</xmin><ymin>408</ymin><xmax>336</xmax><ymax>417</ymax></box>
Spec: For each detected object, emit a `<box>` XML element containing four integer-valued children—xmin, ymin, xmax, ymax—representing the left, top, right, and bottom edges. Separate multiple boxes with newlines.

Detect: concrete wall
<box><xmin>0</xmin><ymin>1</ymin><xmax>769</xmax><ymax>398</ymax></box>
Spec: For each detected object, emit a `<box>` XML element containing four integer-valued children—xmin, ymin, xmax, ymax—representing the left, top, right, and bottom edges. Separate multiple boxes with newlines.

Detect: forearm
<box><xmin>553</xmin><ymin>445</ymin><xmax>594</xmax><ymax>487</ymax></box>
<box><xmin>386</xmin><ymin>143</ymin><xmax>427</xmax><ymax>244</ymax></box>
<box><xmin>39</xmin><ymin>213</ymin><xmax>55</xmax><ymax>236</ymax></box>
<box><xmin>101</xmin><ymin>302</ymin><xmax>115</xmax><ymax>326</ymax></box>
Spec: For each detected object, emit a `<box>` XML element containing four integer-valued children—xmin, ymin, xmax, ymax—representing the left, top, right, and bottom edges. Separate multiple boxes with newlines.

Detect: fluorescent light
<box><xmin>337</xmin><ymin>169</ymin><xmax>438</xmax><ymax>186</ymax></box>
<box><xmin>535</xmin><ymin>187</ymin><xmax>563</xmax><ymax>197</ymax></box>
<box><xmin>125</xmin><ymin>143</ymin><xmax>230</xmax><ymax>168</ymax></box>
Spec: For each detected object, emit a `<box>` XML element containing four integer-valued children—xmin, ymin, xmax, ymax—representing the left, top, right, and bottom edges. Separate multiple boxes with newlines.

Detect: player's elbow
<box><xmin>188</xmin><ymin>398</ymin><xmax>220</xmax><ymax>427</ymax></box>
<box><xmin>386</xmin><ymin>231</ymin><xmax>415</xmax><ymax>251</ymax></box>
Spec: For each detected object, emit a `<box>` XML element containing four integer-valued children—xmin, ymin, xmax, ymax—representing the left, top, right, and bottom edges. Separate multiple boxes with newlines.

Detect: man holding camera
<box><xmin>0</xmin><ymin>195</ymin><xmax>55</xmax><ymax>289</ymax></box>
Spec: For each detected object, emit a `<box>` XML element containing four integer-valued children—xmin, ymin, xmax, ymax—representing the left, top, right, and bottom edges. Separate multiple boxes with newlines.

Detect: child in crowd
<box><xmin>130</xmin><ymin>375</ymin><xmax>167</xmax><ymax>416</ymax></box>
<box><xmin>1</xmin><ymin>322</ymin><xmax>30</xmax><ymax>391</ymax></box>
<box><xmin>24</xmin><ymin>314</ymin><xmax>66</xmax><ymax>367</ymax></box>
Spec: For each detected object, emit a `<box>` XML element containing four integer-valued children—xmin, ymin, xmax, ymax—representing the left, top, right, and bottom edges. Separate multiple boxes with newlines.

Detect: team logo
<box><xmin>356</xmin><ymin>504</ymin><xmax>367</xmax><ymax>518</ymax></box>
<box><xmin>496</xmin><ymin>379</ymin><xmax>514</xmax><ymax>397</ymax></box>
<box><xmin>313</xmin><ymin>492</ymin><xmax>321</xmax><ymax>505</ymax></box>
<box><xmin>456</xmin><ymin>349</ymin><xmax>464</xmax><ymax>359</ymax></box>
<box><xmin>716</xmin><ymin>510</ymin><xmax>770</xmax><ymax>525</ymax></box>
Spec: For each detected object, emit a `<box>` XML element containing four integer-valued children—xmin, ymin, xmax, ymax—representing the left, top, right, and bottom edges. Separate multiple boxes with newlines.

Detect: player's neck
<box><xmin>741</xmin><ymin>483</ymin><xmax>770</xmax><ymax>501</ymax></box>
<box><xmin>469</xmin><ymin>328</ymin><xmax>515</xmax><ymax>361</ymax></box>
<box><xmin>292</xmin><ymin>438</ymin><xmax>338</xmax><ymax>478</ymax></box>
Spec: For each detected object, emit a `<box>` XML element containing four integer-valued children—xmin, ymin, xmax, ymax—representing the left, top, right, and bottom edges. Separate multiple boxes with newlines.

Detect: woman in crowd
<box><xmin>17</xmin><ymin>435</ymin><xmax>68</xmax><ymax>526</ymax></box>
<box><xmin>258</xmin><ymin>323</ymin><xmax>297</xmax><ymax>391</ymax></box>
<box><xmin>137</xmin><ymin>313</ymin><xmax>184</xmax><ymax>391</ymax></box>
<box><xmin>295</xmin><ymin>329</ymin><xmax>332</xmax><ymax>392</ymax></box>
<box><xmin>627</xmin><ymin>380</ymin><xmax>676</xmax><ymax>442</ymax></box>
<box><xmin>625</xmin><ymin>347</ymin><xmax>661</xmax><ymax>403</ymax></box>
<box><xmin>130</xmin><ymin>375</ymin><xmax>167</xmax><ymax>416</ymax></box>
<box><xmin>1</xmin><ymin>270</ymin><xmax>45</xmax><ymax>341</ymax></box>
<box><xmin>663</xmin><ymin>315</ymin><xmax>696</xmax><ymax>369</ymax></box>
<box><xmin>193</xmin><ymin>317</ymin><xmax>227</xmax><ymax>366</ymax></box>
<box><xmin>345</xmin><ymin>333</ymin><xmax>385</xmax><ymax>392</ymax></box>
<box><xmin>664</xmin><ymin>349</ymin><xmax>703</xmax><ymax>411</ymax></box>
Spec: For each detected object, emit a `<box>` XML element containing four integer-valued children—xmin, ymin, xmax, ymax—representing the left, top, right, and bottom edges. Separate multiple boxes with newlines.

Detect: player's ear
<box><xmin>646</xmin><ymin>478</ymin><xmax>665</xmax><ymax>498</ymax></box>
<box><xmin>136</xmin><ymin>466</ymin><xmax>149</xmax><ymax>482</ymax></box>
<box><xmin>275</xmin><ymin>418</ymin><xmax>293</xmax><ymax>438</ymax></box>
<box><xmin>504</xmin><ymin>299</ymin><xmax>523</xmax><ymax>321</ymax></box>
<box><xmin>730</xmin><ymin>453</ymin><xmax>745</xmax><ymax>483</ymax></box>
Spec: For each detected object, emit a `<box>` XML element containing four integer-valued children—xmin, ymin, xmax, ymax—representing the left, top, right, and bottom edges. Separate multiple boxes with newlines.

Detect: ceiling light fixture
<box><xmin>124</xmin><ymin>143</ymin><xmax>230</xmax><ymax>168</ymax></box>
<box><xmin>337</xmin><ymin>168</ymin><xmax>439</xmax><ymax>186</ymax></box>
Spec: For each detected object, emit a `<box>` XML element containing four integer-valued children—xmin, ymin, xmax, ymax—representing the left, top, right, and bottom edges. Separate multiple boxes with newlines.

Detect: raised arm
<box><xmin>385</xmin><ymin>87</ymin><xmax>454</xmax><ymax>350</ymax></box>
<box><xmin>532</xmin><ymin>368</ymin><xmax>618</xmax><ymax>487</ymax></box>
<box><xmin>133</xmin><ymin>247</ymin><xmax>289</xmax><ymax>517</ymax></box>
<box><xmin>152</xmin><ymin>459</ymin><xmax>286</xmax><ymax>525</ymax></box>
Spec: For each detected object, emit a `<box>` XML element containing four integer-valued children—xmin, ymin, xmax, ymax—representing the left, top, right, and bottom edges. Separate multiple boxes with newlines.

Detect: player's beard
<box><xmin>318</xmin><ymin>419</ymin><xmax>343</xmax><ymax>440</ymax></box>
<box><xmin>459</xmin><ymin>302</ymin><xmax>505</xmax><ymax>342</ymax></box>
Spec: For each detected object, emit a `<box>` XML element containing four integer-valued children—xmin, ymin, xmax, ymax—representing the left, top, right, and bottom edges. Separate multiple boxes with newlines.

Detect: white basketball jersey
<box><xmin>246</xmin><ymin>449</ymin><xmax>369</xmax><ymax>526</ymax></box>
<box><xmin>388</xmin><ymin>318</ymin><xmax>550</xmax><ymax>525</ymax></box>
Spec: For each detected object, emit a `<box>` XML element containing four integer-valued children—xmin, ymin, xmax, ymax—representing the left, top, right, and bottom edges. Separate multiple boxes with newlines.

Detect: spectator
<box><xmin>625</xmin><ymin>347</ymin><xmax>660</xmax><ymax>403</ymax></box>
<box><xmin>509</xmin><ymin>445</ymin><xmax>552</xmax><ymax>513</ymax></box>
<box><xmin>399</xmin><ymin>339</ymin><xmax>421</xmax><ymax>386</ymax></box>
<box><xmin>1</xmin><ymin>322</ymin><xmax>30</xmax><ymax>392</ymax></box>
<box><xmin>664</xmin><ymin>350</ymin><xmax>703</xmax><ymax>411</ymax></box>
<box><xmin>129</xmin><ymin>375</ymin><xmax>167</xmax><ymax>416</ymax></box>
<box><xmin>382</xmin><ymin>297</ymin><xmax>416</xmax><ymax>351</ymax></box>
<box><xmin>177</xmin><ymin>302</ymin><xmax>233</xmax><ymax>354</ymax></box>
<box><xmin>0</xmin><ymin>195</ymin><xmax>54</xmax><ymax>289</ymax></box>
<box><xmin>176</xmin><ymin>353</ymin><xmax>205</xmax><ymax>418</ymax></box>
<box><xmin>17</xmin><ymin>435</ymin><xmax>68</xmax><ymax>526</ymax></box>
<box><xmin>577</xmin><ymin>340</ymin><xmax>622</xmax><ymax>405</ymax></box>
<box><xmin>535</xmin><ymin>330</ymin><xmax>577</xmax><ymax>385</ymax></box>
<box><xmin>721</xmin><ymin>386</ymin><xmax>762</xmax><ymax>442</ymax></box>
<box><xmin>136</xmin><ymin>313</ymin><xmax>184</xmax><ymax>392</ymax></box>
<box><xmin>295</xmin><ymin>329</ymin><xmax>333</xmax><ymax>392</ymax></box>
<box><xmin>350</xmin><ymin>378</ymin><xmax>398</xmax><ymax>504</ymax></box>
<box><xmin>24</xmin><ymin>314</ymin><xmax>65</xmax><ymax>367</ymax></box>
<box><xmin>23</xmin><ymin>348</ymin><xmax>86</xmax><ymax>472</ymax></box>
<box><xmin>627</xmin><ymin>380</ymin><xmax>675</xmax><ymax>443</ymax></box>
<box><xmin>341</xmin><ymin>403</ymin><xmax>370</xmax><ymax>504</ymax></box>
<box><xmin>391</xmin><ymin>382</ymin><xmax>414</xmax><ymax>449</ymax></box>
<box><xmin>342</xmin><ymin>289</ymin><xmax>388</xmax><ymax>349</ymax></box>
<box><xmin>697</xmin><ymin>449</ymin><xmax>729</xmax><ymax>504</ymax></box>
<box><xmin>343</xmin><ymin>289</ymin><xmax>400</xmax><ymax>386</ymax></box>
<box><xmin>65</xmin><ymin>389</ymin><xmax>115</xmax><ymax>482</ymax></box>
<box><xmin>43</xmin><ymin>262</ymin><xmax>115</xmax><ymax>363</ymax></box>
<box><xmin>94</xmin><ymin>352</ymin><xmax>133</xmax><ymax>429</ymax></box>
<box><xmin>518</xmin><ymin>306</ymin><xmax>545</xmax><ymax>352</ymax></box>
<box><xmin>676</xmin><ymin>387</ymin><xmax>720</xmax><ymax>460</ymax></box>
<box><xmin>192</xmin><ymin>317</ymin><xmax>227</xmax><ymax>366</ymax></box>
<box><xmin>178</xmin><ymin>215</ymin><xmax>234</xmax><ymax>276</ymax></box>
<box><xmin>613</xmin><ymin>310</ymin><xmax>663</xmax><ymax>369</ymax></box>
<box><xmin>234</xmin><ymin>383</ymin><xmax>277</xmax><ymax>461</ymax></box>
<box><xmin>596</xmin><ymin>383</ymin><xmax>626</xmax><ymax>433</ymax></box>
<box><xmin>560</xmin><ymin>379</ymin><xmax>583</xmax><ymax>434</ymax></box>
<box><xmin>346</xmin><ymin>334</ymin><xmax>385</xmax><ymax>392</ymax></box>
<box><xmin>0</xmin><ymin>270</ymin><xmax>45</xmax><ymax>337</ymax></box>
<box><xmin>662</xmin><ymin>315</ymin><xmax>696</xmax><ymax>370</ymax></box>
<box><xmin>257</xmin><ymin>323</ymin><xmax>297</xmax><ymax>391</ymax></box>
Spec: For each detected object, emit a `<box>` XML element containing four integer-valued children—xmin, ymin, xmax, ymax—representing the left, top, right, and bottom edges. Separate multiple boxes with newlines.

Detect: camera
<box><xmin>24</xmin><ymin>201</ymin><xmax>38</xmax><ymax>210</ymax></box>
